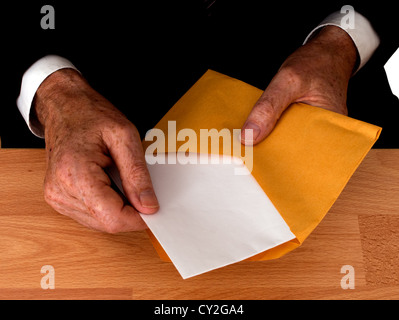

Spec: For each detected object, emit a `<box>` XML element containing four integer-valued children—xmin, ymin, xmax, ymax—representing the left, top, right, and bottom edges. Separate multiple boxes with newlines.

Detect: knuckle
<box><xmin>280</xmin><ymin>65</ymin><xmax>303</xmax><ymax>83</ymax></box>
<box><xmin>43</xmin><ymin>183</ymin><xmax>57</xmax><ymax>205</ymax></box>
<box><xmin>252</xmin><ymin>99</ymin><xmax>278</xmax><ymax>122</ymax></box>
<box><xmin>103</xmin><ymin>120</ymin><xmax>140</xmax><ymax>148</ymax></box>
<box><xmin>53</xmin><ymin>153</ymin><xmax>75</xmax><ymax>184</ymax></box>
<box><xmin>279</xmin><ymin>59</ymin><xmax>306</xmax><ymax>78</ymax></box>
<box><xmin>122</xmin><ymin>162</ymin><xmax>151</xmax><ymax>189</ymax></box>
<box><xmin>43</xmin><ymin>180</ymin><xmax>70</xmax><ymax>215</ymax></box>
<box><xmin>274</xmin><ymin>65</ymin><xmax>307</xmax><ymax>95</ymax></box>
<box><xmin>112</xmin><ymin>121</ymin><xmax>138</xmax><ymax>140</ymax></box>
<box><xmin>43</xmin><ymin>175</ymin><xmax>60</xmax><ymax>205</ymax></box>
<box><xmin>130</xmin><ymin>161</ymin><xmax>149</xmax><ymax>179</ymax></box>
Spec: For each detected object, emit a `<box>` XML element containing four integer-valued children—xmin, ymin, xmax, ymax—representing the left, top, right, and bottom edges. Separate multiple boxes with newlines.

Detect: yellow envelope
<box><xmin>143</xmin><ymin>70</ymin><xmax>381</xmax><ymax>262</ymax></box>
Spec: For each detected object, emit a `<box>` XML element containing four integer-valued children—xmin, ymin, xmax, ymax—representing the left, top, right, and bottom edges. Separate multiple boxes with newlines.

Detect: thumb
<box><xmin>104</xmin><ymin>123</ymin><xmax>159</xmax><ymax>215</ymax></box>
<box><xmin>241</xmin><ymin>69</ymin><xmax>304</xmax><ymax>145</ymax></box>
<box><xmin>240</xmin><ymin>99</ymin><xmax>280</xmax><ymax>146</ymax></box>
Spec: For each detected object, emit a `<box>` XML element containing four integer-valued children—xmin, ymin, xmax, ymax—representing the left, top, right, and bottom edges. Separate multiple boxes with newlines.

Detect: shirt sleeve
<box><xmin>303</xmin><ymin>9</ymin><xmax>380</xmax><ymax>72</ymax></box>
<box><xmin>16</xmin><ymin>55</ymin><xmax>80</xmax><ymax>138</ymax></box>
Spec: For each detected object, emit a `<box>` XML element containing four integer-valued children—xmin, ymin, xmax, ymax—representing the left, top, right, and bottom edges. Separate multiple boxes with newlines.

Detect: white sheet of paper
<box><xmin>107</xmin><ymin>153</ymin><xmax>295</xmax><ymax>279</ymax></box>
<box><xmin>385</xmin><ymin>47</ymin><xmax>399</xmax><ymax>98</ymax></box>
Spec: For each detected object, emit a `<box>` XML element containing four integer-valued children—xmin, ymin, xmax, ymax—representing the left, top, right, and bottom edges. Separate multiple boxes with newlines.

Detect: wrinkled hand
<box><xmin>35</xmin><ymin>69</ymin><xmax>159</xmax><ymax>233</ymax></box>
<box><xmin>241</xmin><ymin>26</ymin><xmax>358</xmax><ymax>145</ymax></box>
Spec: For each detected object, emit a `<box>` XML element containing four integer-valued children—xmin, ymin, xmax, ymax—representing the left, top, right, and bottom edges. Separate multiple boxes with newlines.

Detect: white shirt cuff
<box><xmin>16</xmin><ymin>55</ymin><xmax>79</xmax><ymax>138</ymax></box>
<box><xmin>304</xmin><ymin>10</ymin><xmax>380</xmax><ymax>72</ymax></box>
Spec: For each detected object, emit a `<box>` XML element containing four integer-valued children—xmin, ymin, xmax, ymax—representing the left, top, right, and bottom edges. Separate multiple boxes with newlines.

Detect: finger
<box><xmin>49</xmin><ymin>200</ymin><xmax>115</xmax><ymax>232</ymax></box>
<box><xmin>103</xmin><ymin>123</ymin><xmax>159</xmax><ymax>215</ymax></box>
<box><xmin>241</xmin><ymin>69</ymin><xmax>305</xmax><ymax>145</ymax></box>
<box><xmin>44</xmin><ymin>177</ymin><xmax>126</xmax><ymax>232</ymax></box>
<box><xmin>76</xmin><ymin>162</ymin><xmax>148</xmax><ymax>233</ymax></box>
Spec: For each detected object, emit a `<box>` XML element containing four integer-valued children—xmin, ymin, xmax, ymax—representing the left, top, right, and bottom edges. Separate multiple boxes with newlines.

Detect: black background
<box><xmin>2</xmin><ymin>0</ymin><xmax>398</xmax><ymax>148</ymax></box>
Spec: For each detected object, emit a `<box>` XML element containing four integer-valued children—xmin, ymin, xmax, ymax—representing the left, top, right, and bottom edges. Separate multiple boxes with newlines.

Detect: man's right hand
<box><xmin>34</xmin><ymin>69</ymin><xmax>159</xmax><ymax>233</ymax></box>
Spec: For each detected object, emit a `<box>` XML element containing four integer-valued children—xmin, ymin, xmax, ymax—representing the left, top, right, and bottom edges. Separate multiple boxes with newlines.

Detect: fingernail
<box><xmin>139</xmin><ymin>190</ymin><xmax>159</xmax><ymax>209</ymax></box>
<box><xmin>241</xmin><ymin>122</ymin><xmax>261</xmax><ymax>144</ymax></box>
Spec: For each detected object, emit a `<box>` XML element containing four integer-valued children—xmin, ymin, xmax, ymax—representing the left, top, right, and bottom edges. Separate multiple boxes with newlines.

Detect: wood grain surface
<box><xmin>1</xmin><ymin>148</ymin><xmax>399</xmax><ymax>300</ymax></box>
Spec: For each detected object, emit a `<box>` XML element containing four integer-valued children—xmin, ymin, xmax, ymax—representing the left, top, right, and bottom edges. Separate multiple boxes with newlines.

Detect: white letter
<box><xmin>145</xmin><ymin>128</ymin><xmax>166</xmax><ymax>164</ymax></box>
<box><xmin>168</xmin><ymin>121</ymin><xmax>177</xmax><ymax>164</ymax></box>
<box><xmin>340</xmin><ymin>265</ymin><xmax>355</xmax><ymax>289</ymax></box>
<box><xmin>40</xmin><ymin>5</ymin><xmax>55</xmax><ymax>30</ymax></box>
<box><xmin>341</xmin><ymin>5</ymin><xmax>355</xmax><ymax>30</ymax></box>
<box><xmin>177</xmin><ymin>128</ymin><xmax>197</xmax><ymax>164</ymax></box>
<box><xmin>199</xmin><ymin>128</ymin><xmax>231</xmax><ymax>164</ymax></box>
<box><xmin>198</xmin><ymin>305</ymin><xmax>205</xmax><ymax>315</ymax></box>
<box><xmin>233</xmin><ymin>129</ymin><xmax>253</xmax><ymax>175</ymax></box>
<box><xmin>40</xmin><ymin>265</ymin><xmax>55</xmax><ymax>290</ymax></box>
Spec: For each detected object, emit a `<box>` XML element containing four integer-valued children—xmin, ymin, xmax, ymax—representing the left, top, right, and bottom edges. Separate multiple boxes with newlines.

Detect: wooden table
<box><xmin>1</xmin><ymin>148</ymin><xmax>399</xmax><ymax>300</ymax></box>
